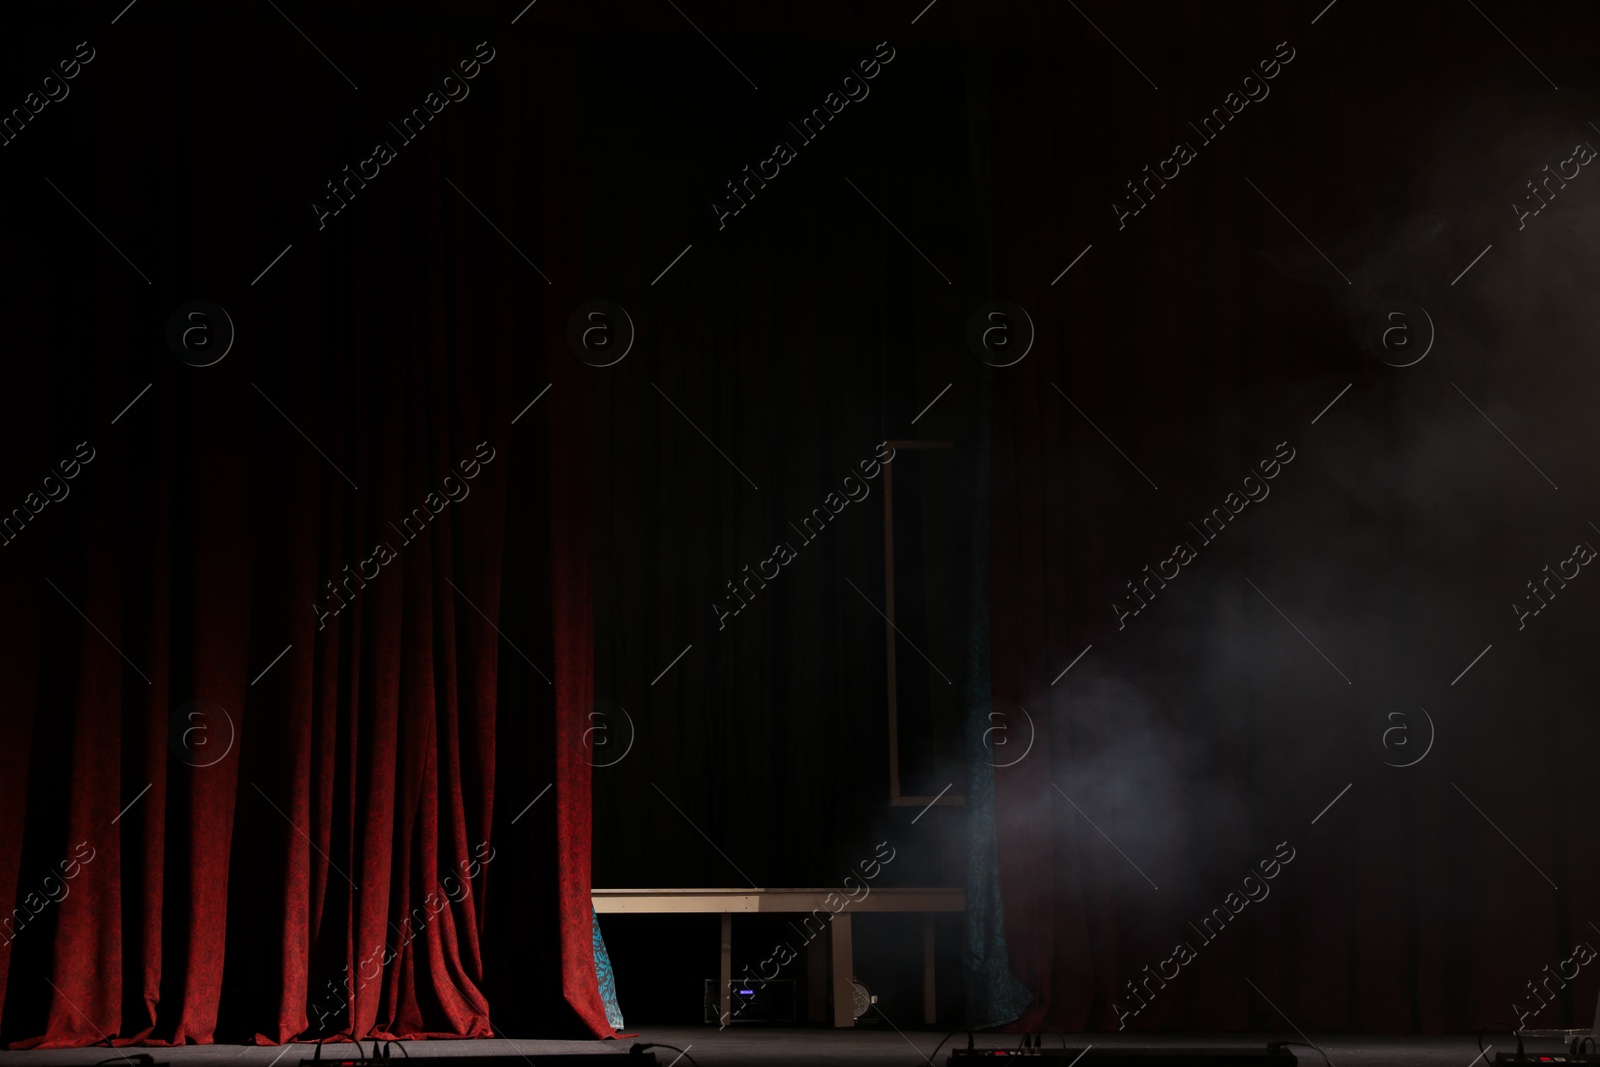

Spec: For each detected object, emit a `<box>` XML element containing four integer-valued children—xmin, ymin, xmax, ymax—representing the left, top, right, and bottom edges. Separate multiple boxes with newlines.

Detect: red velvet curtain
<box><xmin>0</xmin><ymin>8</ymin><xmax>609</xmax><ymax>1046</ymax></box>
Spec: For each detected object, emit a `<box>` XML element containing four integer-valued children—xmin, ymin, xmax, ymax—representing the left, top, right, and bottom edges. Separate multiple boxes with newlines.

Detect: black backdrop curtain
<box><xmin>977</xmin><ymin>0</ymin><xmax>1600</xmax><ymax>1035</ymax></box>
<box><xmin>563</xmin><ymin>0</ymin><xmax>1600</xmax><ymax>1036</ymax></box>
<box><xmin>578</xmin><ymin>13</ymin><xmax>987</xmax><ymax>1025</ymax></box>
<box><xmin>0</xmin><ymin>3</ymin><xmax>609</xmax><ymax>1045</ymax></box>
<box><xmin>5</xmin><ymin>0</ymin><xmax>1600</xmax><ymax>1043</ymax></box>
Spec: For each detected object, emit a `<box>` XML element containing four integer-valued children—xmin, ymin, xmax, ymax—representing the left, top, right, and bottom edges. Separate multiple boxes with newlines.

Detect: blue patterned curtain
<box><xmin>592</xmin><ymin>909</ymin><xmax>625</xmax><ymax>1031</ymax></box>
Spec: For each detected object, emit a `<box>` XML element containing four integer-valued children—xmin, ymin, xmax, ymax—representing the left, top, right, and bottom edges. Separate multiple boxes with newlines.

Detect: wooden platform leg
<box><xmin>830</xmin><ymin>911</ymin><xmax>854</xmax><ymax>1028</ymax></box>
<box><xmin>807</xmin><ymin>923</ymin><xmax>828</xmax><ymax>1022</ymax></box>
<box><xmin>922</xmin><ymin>914</ymin><xmax>936</xmax><ymax>1024</ymax></box>
<box><xmin>719</xmin><ymin>912</ymin><xmax>732</xmax><ymax>1026</ymax></box>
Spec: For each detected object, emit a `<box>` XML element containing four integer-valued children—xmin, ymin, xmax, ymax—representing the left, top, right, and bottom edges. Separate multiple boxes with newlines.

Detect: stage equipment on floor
<box><xmin>702</xmin><ymin>978</ymin><xmax>797</xmax><ymax>1023</ymax></box>
<box><xmin>849</xmin><ymin>976</ymin><xmax>877</xmax><ymax>1020</ymax></box>
<box><xmin>948</xmin><ymin>1039</ymin><xmax>1298</xmax><ymax>1064</ymax></box>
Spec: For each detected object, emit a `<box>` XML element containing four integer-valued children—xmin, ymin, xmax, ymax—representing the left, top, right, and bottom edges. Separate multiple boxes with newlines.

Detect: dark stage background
<box><xmin>1</xmin><ymin>0</ymin><xmax>1599</xmax><ymax>1047</ymax></box>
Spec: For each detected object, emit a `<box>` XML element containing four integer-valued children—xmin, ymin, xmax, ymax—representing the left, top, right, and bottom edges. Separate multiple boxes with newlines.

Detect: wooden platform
<box><xmin>592</xmin><ymin>887</ymin><xmax>965</xmax><ymax>1028</ymax></box>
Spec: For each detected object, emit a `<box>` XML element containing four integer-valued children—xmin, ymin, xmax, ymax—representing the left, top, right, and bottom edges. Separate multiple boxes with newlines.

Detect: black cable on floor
<box><xmin>1038</xmin><ymin>1028</ymin><xmax>1071</xmax><ymax>1053</ymax></box>
<box><xmin>1477</xmin><ymin>1019</ymin><xmax>1519</xmax><ymax>1064</ymax></box>
<box><xmin>629</xmin><ymin>1042</ymin><xmax>701</xmax><ymax>1066</ymax></box>
<box><xmin>924</xmin><ymin>1030</ymin><xmax>964</xmax><ymax>1062</ymax></box>
<box><xmin>1268</xmin><ymin>1039</ymin><xmax>1335</xmax><ymax>1067</ymax></box>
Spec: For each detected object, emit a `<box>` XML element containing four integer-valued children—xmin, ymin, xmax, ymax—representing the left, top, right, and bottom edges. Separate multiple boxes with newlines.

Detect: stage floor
<box><xmin>0</xmin><ymin>1029</ymin><xmax>1535</xmax><ymax>1067</ymax></box>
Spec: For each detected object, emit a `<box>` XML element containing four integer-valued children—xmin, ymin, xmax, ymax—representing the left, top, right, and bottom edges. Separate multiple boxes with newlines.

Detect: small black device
<box><xmin>702</xmin><ymin>978</ymin><xmax>796</xmax><ymax>1023</ymax></box>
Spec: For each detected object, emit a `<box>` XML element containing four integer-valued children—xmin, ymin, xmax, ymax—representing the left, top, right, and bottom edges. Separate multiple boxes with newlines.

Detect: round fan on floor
<box><xmin>849</xmin><ymin>977</ymin><xmax>877</xmax><ymax>1019</ymax></box>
